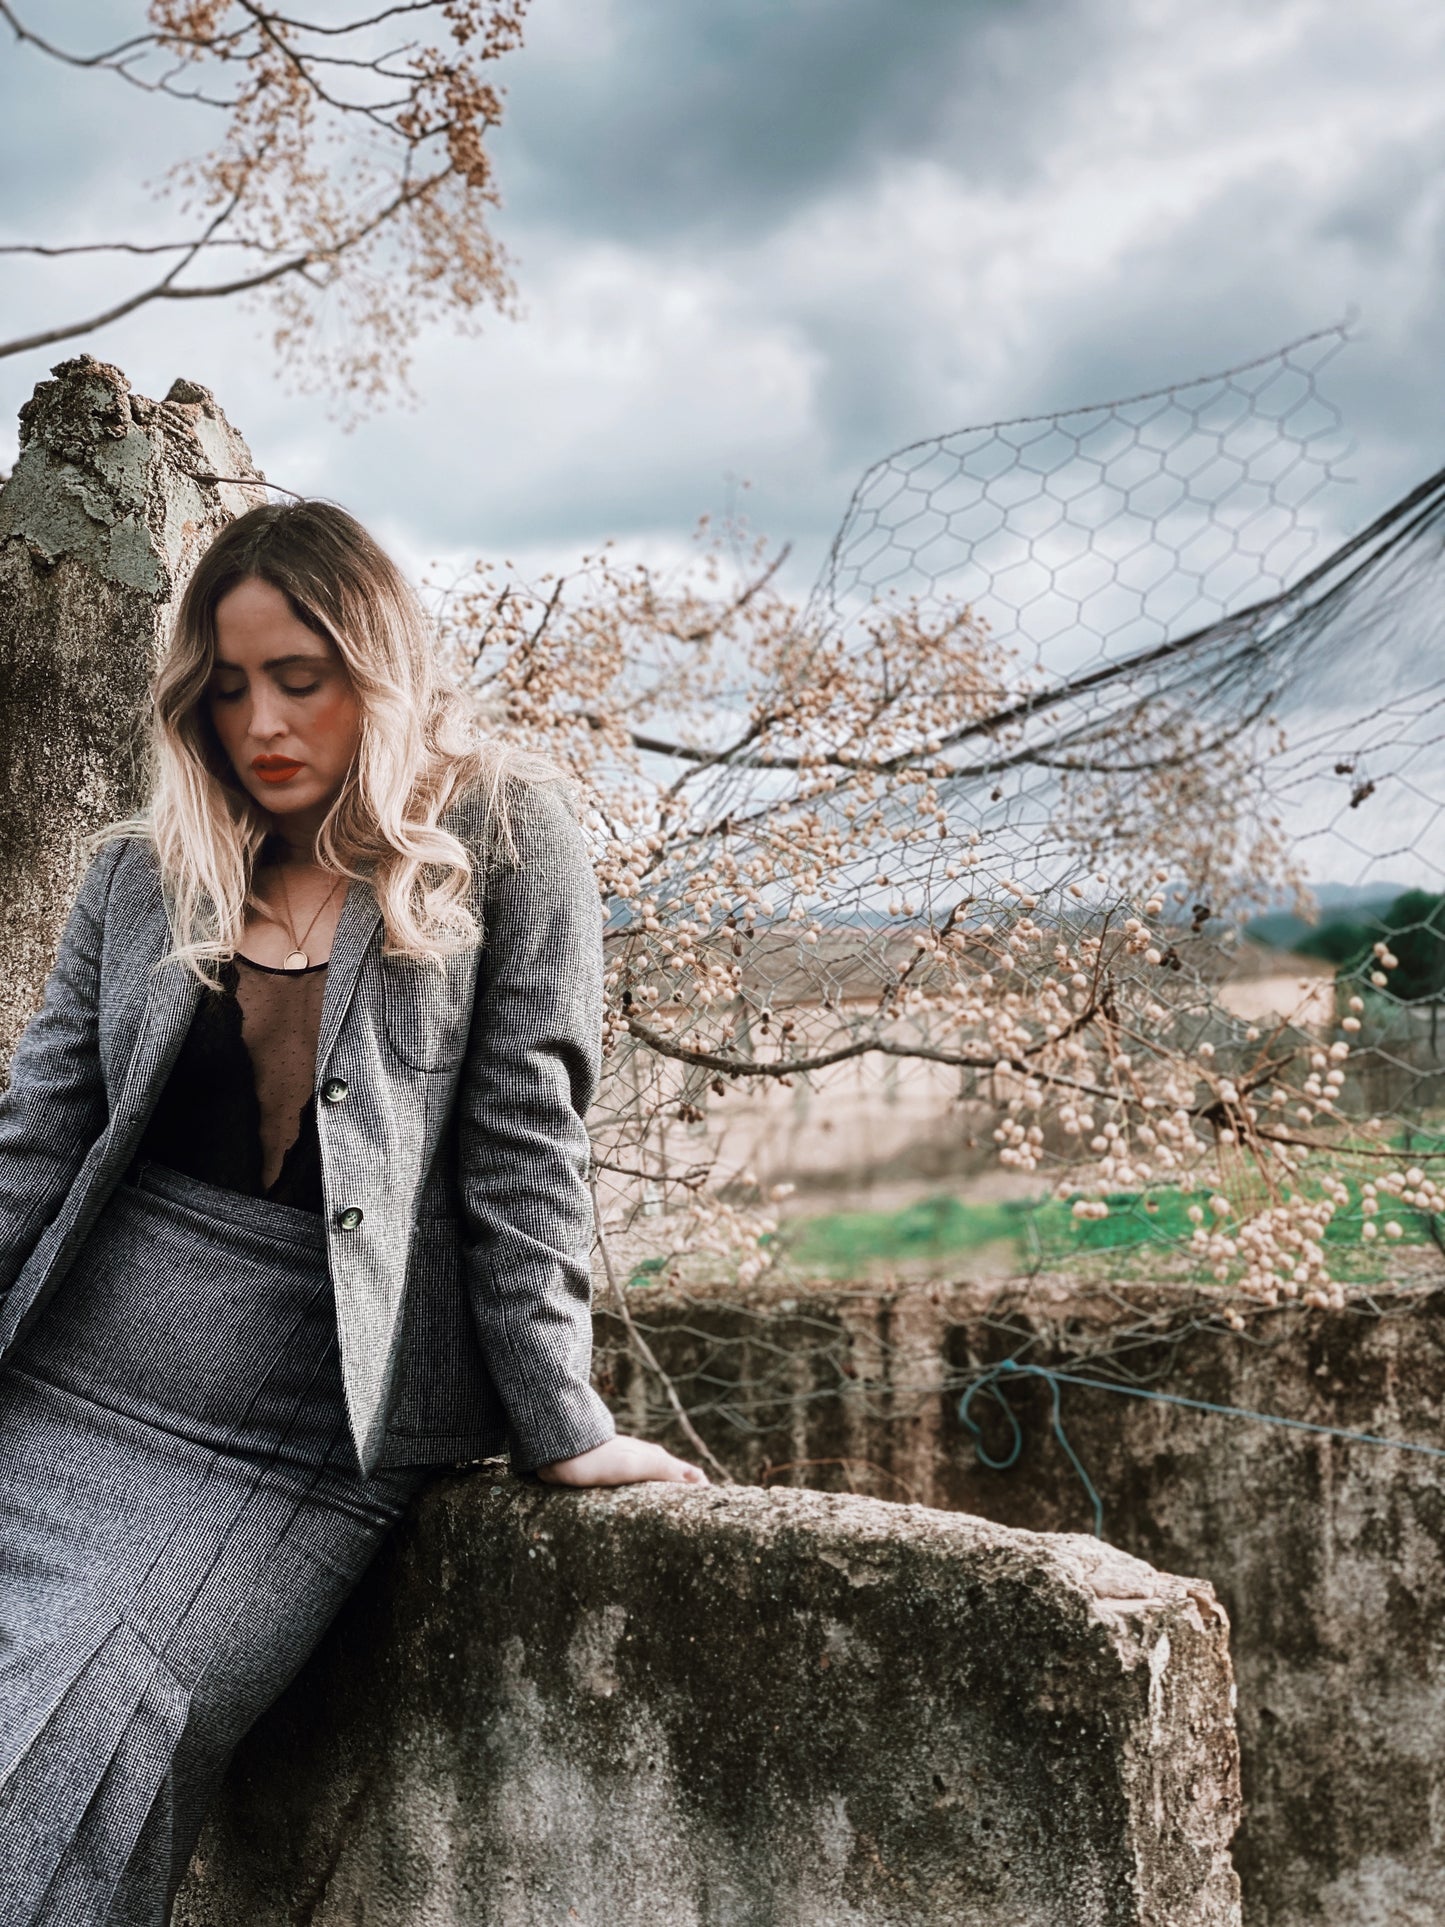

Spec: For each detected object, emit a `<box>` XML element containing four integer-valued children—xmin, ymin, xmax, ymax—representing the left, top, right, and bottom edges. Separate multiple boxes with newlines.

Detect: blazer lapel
<box><xmin>314</xmin><ymin>866</ymin><xmax>384</xmax><ymax>1073</ymax></box>
<box><xmin>111</xmin><ymin>879</ymin><xmax>205</xmax><ymax>1137</ymax></box>
<box><xmin>117</xmin><ymin>962</ymin><xmax>204</xmax><ymax>1131</ymax></box>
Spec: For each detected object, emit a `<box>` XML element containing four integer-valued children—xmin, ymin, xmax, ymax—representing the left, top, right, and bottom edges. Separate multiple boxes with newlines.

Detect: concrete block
<box><xmin>177</xmin><ymin>1473</ymin><xmax>1241</xmax><ymax>1927</ymax></box>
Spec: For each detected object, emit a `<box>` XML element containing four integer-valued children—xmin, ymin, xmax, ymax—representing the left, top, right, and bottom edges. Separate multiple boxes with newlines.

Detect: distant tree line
<box><xmin>1295</xmin><ymin>889</ymin><xmax>1445</xmax><ymax>1046</ymax></box>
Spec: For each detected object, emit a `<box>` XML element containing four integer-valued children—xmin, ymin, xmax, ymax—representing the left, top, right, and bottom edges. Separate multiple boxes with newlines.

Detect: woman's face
<box><xmin>206</xmin><ymin>576</ymin><xmax>363</xmax><ymax>833</ymax></box>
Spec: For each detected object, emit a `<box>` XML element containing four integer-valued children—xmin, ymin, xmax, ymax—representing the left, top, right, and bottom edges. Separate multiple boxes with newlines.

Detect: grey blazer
<box><xmin>0</xmin><ymin>778</ymin><xmax>617</xmax><ymax>1478</ymax></box>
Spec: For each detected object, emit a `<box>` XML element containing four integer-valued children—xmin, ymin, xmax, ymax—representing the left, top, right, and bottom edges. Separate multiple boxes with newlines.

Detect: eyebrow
<box><xmin>210</xmin><ymin>653</ymin><xmax>330</xmax><ymax>674</ymax></box>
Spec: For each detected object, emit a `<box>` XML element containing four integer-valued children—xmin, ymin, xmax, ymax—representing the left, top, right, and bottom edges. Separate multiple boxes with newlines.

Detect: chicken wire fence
<box><xmin>582</xmin><ymin>323</ymin><xmax>1445</xmax><ymax>1483</ymax></box>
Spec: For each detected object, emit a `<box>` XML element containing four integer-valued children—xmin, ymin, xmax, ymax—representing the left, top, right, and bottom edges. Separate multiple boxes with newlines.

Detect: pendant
<box><xmin>283</xmin><ymin>949</ymin><xmax>309</xmax><ymax>971</ymax></box>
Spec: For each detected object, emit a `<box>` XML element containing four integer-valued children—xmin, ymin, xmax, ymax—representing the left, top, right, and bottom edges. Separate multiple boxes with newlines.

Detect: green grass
<box><xmin>622</xmin><ymin>1119</ymin><xmax>1445</xmax><ymax>1289</ymax></box>
<box><xmin>778</xmin><ymin>1193</ymin><xmax>1037</xmax><ymax>1273</ymax></box>
<box><xmin>777</xmin><ymin>1149</ymin><xmax>1445</xmax><ymax>1289</ymax></box>
<box><xmin>771</xmin><ymin>1188</ymin><xmax>1210</xmax><ymax>1281</ymax></box>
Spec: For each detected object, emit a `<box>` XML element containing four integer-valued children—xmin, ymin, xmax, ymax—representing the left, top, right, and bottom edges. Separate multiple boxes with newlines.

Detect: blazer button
<box><xmin>321</xmin><ymin>1076</ymin><xmax>349</xmax><ymax>1104</ymax></box>
<box><xmin>336</xmin><ymin>1206</ymin><xmax>364</xmax><ymax>1230</ymax></box>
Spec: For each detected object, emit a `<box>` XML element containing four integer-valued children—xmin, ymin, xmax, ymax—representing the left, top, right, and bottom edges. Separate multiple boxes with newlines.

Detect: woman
<box><xmin>0</xmin><ymin>500</ymin><xmax>706</xmax><ymax>1926</ymax></box>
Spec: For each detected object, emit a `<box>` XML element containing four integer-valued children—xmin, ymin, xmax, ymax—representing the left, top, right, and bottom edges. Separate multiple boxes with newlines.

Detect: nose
<box><xmin>247</xmin><ymin>687</ymin><xmax>290</xmax><ymax>743</ymax></box>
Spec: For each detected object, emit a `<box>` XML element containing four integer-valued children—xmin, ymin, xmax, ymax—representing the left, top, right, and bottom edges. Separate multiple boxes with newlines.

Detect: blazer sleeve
<box><xmin>453</xmin><ymin>780</ymin><xmax>618</xmax><ymax>1474</ymax></box>
<box><xmin>0</xmin><ymin>838</ymin><xmax>123</xmax><ymax>1306</ymax></box>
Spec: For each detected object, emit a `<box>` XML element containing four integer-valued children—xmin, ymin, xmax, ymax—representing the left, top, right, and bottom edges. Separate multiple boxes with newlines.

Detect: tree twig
<box><xmin>590</xmin><ymin>1174</ymin><xmax>736</xmax><ymax>1484</ymax></box>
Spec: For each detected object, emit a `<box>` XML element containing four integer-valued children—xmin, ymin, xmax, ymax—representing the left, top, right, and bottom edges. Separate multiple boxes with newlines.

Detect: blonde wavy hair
<box><xmin>97</xmin><ymin>499</ymin><xmax>571</xmax><ymax>985</ymax></box>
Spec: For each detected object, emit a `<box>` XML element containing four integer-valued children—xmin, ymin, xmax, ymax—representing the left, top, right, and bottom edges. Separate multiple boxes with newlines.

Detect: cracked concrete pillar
<box><xmin>0</xmin><ymin>354</ymin><xmax>262</xmax><ymax>1066</ymax></box>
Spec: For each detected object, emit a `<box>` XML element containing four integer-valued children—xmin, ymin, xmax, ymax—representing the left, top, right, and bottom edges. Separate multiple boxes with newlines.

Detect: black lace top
<box><xmin>135</xmin><ymin>952</ymin><xmax>329</xmax><ymax>1213</ymax></box>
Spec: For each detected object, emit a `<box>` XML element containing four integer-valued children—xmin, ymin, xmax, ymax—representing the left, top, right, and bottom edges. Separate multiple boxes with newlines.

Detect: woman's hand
<box><xmin>532</xmin><ymin>1433</ymin><xmax>710</xmax><ymax>1488</ymax></box>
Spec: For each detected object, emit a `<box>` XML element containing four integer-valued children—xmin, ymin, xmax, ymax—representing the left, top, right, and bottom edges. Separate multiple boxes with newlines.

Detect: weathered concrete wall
<box><xmin>176</xmin><ymin>1473</ymin><xmax>1241</xmax><ymax>1927</ymax></box>
<box><xmin>590</xmin><ymin>1275</ymin><xmax>1445</xmax><ymax>1925</ymax></box>
<box><xmin>0</xmin><ymin>355</ymin><xmax>261</xmax><ymax>1063</ymax></box>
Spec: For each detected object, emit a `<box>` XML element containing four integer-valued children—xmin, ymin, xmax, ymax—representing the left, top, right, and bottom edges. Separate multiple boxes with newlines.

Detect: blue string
<box><xmin>956</xmin><ymin>1358</ymin><xmax>1445</xmax><ymax>1540</ymax></box>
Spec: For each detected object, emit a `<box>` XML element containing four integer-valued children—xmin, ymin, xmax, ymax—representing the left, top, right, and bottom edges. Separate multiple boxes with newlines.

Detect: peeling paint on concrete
<box><xmin>0</xmin><ymin>358</ymin><xmax>258</xmax><ymax>596</ymax></box>
<box><xmin>0</xmin><ymin>356</ymin><xmax>263</xmax><ymax>1066</ymax></box>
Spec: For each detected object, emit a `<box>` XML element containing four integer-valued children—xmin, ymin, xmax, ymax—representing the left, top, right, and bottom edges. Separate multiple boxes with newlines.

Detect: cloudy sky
<box><xmin>3</xmin><ymin>0</ymin><xmax>1444</xmax><ymax>601</ymax></box>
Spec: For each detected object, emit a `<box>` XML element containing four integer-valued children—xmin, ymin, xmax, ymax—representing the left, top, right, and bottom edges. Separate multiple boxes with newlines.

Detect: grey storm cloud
<box><xmin>1</xmin><ymin>0</ymin><xmax>1443</xmax><ymax>597</ymax></box>
<box><xmin>491</xmin><ymin>0</ymin><xmax>1095</xmax><ymax>246</ymax></box>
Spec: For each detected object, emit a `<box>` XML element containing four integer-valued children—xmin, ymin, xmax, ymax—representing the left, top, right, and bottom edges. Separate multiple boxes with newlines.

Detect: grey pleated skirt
<box><xmin>0</xmin><ymin>1159</ymin><xmax>430</xmax><ymax>1927</ymax></box>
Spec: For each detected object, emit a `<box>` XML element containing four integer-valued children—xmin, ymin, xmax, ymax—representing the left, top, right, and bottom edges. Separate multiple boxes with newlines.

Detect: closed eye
<box><xmin>211</xmin><ymin>681</ymin><xmax>322</xmax><ymax>702</ymax></box>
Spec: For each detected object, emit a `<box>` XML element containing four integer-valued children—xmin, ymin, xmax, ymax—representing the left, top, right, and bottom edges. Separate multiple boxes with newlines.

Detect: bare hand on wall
<box><xmin>535</xmin><ymin>1436</ymin><xmax>710</xmax><ymax>1487</ymax></box>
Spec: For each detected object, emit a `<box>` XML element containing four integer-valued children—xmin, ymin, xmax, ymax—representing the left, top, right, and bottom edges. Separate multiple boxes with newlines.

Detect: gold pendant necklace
<box><xmin>276</xmin><ymin>866</ymin><xmax>343</xmax><ymax>970</ymax></box>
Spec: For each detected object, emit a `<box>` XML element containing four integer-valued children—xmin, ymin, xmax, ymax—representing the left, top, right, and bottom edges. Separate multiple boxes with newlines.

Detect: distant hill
<box><xmin>608</xmin><ymin>878</ymin><xmax>1427</xmax><ymax>952</ymax></box>
<box><xmin>1243</xmin><ymin>881</ymin><xmax>1416</xmax><ymax>953</ymax></box>
<box><xmin>1306</xmin><ymin>881</ymin><xmax>1417</xmax><ymax>910</ymax></box>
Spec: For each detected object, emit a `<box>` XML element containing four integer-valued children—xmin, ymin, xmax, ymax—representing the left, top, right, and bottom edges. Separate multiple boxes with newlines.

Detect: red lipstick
<box><xmin>252</xmin><ymin>755</ymin><xmax>305</xmax><ymax>785</ymax></box>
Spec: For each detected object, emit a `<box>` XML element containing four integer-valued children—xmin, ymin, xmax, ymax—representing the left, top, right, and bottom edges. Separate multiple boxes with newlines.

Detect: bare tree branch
<box><xmin>2</xmin><ymin>1</ymin><xmax>524</xmax><ymax>404</ymax></box>
<box><xmin>0</xmin><ymin>172</ymin><xmax>438</xmax><ymax>364</ymax></box>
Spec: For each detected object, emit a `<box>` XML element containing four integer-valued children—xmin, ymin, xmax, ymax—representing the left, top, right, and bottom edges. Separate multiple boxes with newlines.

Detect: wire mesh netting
<box><xmin>443</xmin><ymin>324</ymin><xmax>1445</xmax><ymax>1480</ymax></box>
<box><xmin>810</xmin><ymin>324</ymin><xmax>1353</xmax><ymax>651</ymax></box>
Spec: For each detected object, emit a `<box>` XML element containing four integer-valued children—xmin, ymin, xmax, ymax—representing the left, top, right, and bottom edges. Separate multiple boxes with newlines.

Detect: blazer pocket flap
<box><xmin>380</xmin><ymin>952</ymin><xmax>473</xmax><ymax>1070</ymax></box>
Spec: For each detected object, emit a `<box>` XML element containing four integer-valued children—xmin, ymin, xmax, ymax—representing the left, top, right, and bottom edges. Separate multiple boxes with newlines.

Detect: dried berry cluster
<box><xmin>434</xmin><ymin>526</ymin><xmax>1417</xmax><ymax>1308</ymax></box>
